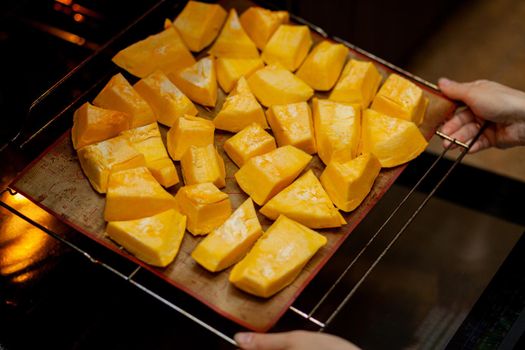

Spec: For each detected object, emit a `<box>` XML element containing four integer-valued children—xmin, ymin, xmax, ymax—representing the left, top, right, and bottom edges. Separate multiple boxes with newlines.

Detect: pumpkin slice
<box><xmin>106</xmin><ymin>209</ymin><xmax>186</xmax><ymax>267</ymax></box>
<box><xmin>169</xmin><ymin>56</ymin><xmax>218</xmax><ymax>107</ymax></box>
<box><xmin>104</xmin><ymin>167</ymin><xmax>176</xmax><ymax>221</ymax></box>
<box><xmin>166</xmin><ymin>114</ymin><xmax>215</xmax><ymax>161</ymax></box>
<box><xmin>111</xmin><ymin>26</ymin><xmax>195</xmax><ymax>78</ymax></box>
<box><xmin>71</xmin><ymin>102</ymin><xmax>132</xmax><ymax>150</ymax></box>
<box><xmin>247</xmin><ymin>64</ymin><xmax>313</xmax><ymax>107</ymax></box>
<box><xmin>320</xmin><ymin>153</ymin><xmax>381</xmax><ymax>212</ymax></box>
<box><xmin>209</xmin><ymin>9</ymin><xmax>259</xmax><ymax>59</ymax></box>
<box><xmin>360</xmin><ymin>109</ymin><xmax>428</xmax><ymax>168</ymax></box>
<box><xmin>213</xmin><ymin>77</ymin><xmax>268</xmax><ymax>132</ymax></box>
<box><xmin>216</xmin><ymin>57</ymin><xmax>264</xmax><ymax>93</ymax></box>
<box><xmin>312</xmin><ymin>98</ymin><xmax>361</xmax><ymax>165</ymax></box>
<box><xmin>120</xmin><ymin>123</ymin><xmax>179</xmax><ymax>188</ymax></box>
<box><xmin>192</xmin><ymin>198</ymin><xmax>263</xmax><ymax>272</ymax></box>
<box><xmin>174</xmin><ymin>182</ymin><xmax>232</xmax><ymax>236</ymax></box>
<box><xmin>180</xmin><ymin>144</ymin><xmax>226</xmax><ymax>188</ymax></box>
<box><xmin>371</xmin><ymin>73</ymin><xmax>429</xmax><ymax>125</ymax></box>
<box><xmin>266</xmin><ymin>101</ymin><xmax>316</xmax><ymax>154</ymax></box>
<box><xmin>93</xmin><ymin>73</ymin><xmax>155</xmax><ymax>128</ymax></box>
<box><xmin>223</xmin><ymin>122</ymin><xmax>276</xmax><ymax>168</ymax></box>
<box><xmin>77</xmin><ymin>135</ymin><xmax>146</xmax><ymax>194</ymax></box>
<box><xmin>173</xmin><ymin>1</ymin><xmax>227</xmax><ymax>52</ymax></box>
<box><xmin>235</xmin><ymin>145</ymin><xmax>312</xmax><ymax>205</ymax></box>
<box><xmin>260</xmin><ymin>170</ymin><xmax>346</xmax><ymax>229</ymax></box>
<box><xmin>261</xmin><ymin>25</ymin><xmax>312</xmax><ymax>71</ymax></box>
<box><xmin>296</xmin><ymin>40</ymin><xmax>349</xmax><ymax>91</ymax></box>
<box><xmin>134</xmin><ymin>70</ymin><xmax>197</xmax><ymax>127</ymax></box>
<box><xmin>229</xmin><ymin>215</ymin><xmax>326</xmax><ymax>298</ymax></box>
<box><xmin>330</xmin><ymin>59</ymin><xmax>383</xmax><ymax>108</ymax></box>
<box><xmin>240</xmin><ymin>7</ymin><xmax>289</xmax><ymax>50</ymax></box>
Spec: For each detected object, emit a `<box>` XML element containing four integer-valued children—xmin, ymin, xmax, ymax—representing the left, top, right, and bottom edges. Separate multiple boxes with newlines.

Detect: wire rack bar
<box><xmin>0</xmin><ymin>189</ymin><xmax>237</xmax><ymax>346</ymax></box>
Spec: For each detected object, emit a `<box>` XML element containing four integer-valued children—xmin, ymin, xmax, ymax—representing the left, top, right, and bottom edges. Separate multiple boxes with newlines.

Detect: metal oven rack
<box><xmin>0</xmin><ymin>0</ymin><xmax>486</xmax><ymax>346</ymax></box>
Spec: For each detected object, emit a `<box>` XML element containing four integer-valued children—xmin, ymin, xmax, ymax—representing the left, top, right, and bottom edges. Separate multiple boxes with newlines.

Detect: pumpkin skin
<box><xmin>247</xmin><ymin>64</ymin><xmax>313</xmax><ymax>107</ymax></box>
<box><xmin>240</xmin><ymin>7</ymin><xmax>289</xmax><ymax>50</ymax></box>
<box><xmin>214</xmin><ymin>77</ymin><xmax>268</xmax><ymax>133</ymax></box>
<box><xmin>320</xmin><ymin>153</ymin><xmax>381</xmax><ymax>212</ymax></box>
<box><xmin>71</xmin><ymin>102</ymin><xmax>132</xmax><ymax>150</ymax></box>
<box><xmin>260</xmin><ymin>170</ymin><xmax>346</xmax><ymax>229</ymax></box>
<box><xmin>174</xmin><ymin>182</ymin><xmax>232</xmax><ymax>236</ymax></box>
<box><xmin>106</xmin><ymin>209</ymin><xmax>186</xmax><ymax>267</ymax></box>
<box><xmin>112</xmin><ymin>26</ymin><xmax>195</xmax><ymax>78</ymax></box>
<box><xmin>261</xmin><ymin>25</ymin><xmax>313</xmax><ymax>72</ymax></box>
<box><xmin>296</xmin><ymin>40</ymin><xmax>349</xmax><ymax>91</ymax></box>
<box><xmin>173</xmin><ymin>1</ymin><xmax>227</xmax><ymax>52</ymax></box>
<box><xmin>371</xmin><ymin>73</ymin><xmax>429</xmax><ymax>125</ymax></box>
<box><xmin>229</xmin><ymin>215</ymin><xmax>326</xmax><ymax>298</ymax></box>
<box><xmin>234</xmin><ymin>145</ymin><xmax>312</xmax><ymax>206</ymax></box>
<box><xmin>223</xmin><ymin>123</ymin><xmax>276</xmax><ymax>168</ymax></box>
<box><xmin>330</xmin><ymin>59</ymin><xmax>383</xmax><ymax>109</ymax></box>
<box><xmin>192</xmin><ymin>198</ymin><xmax>263</xmax><ymax>272</ymax></box>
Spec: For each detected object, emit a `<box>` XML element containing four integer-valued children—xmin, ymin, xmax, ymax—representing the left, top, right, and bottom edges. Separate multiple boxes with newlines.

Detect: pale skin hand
<box><xmin>234</xmin><ymin>331</ymin><xmax>361</xmax><ymax>350</ymax></box>
<box><xmin>438</xmin><ymin>78</ymin><xmax>525</xmax><ymax>153</ymax></box>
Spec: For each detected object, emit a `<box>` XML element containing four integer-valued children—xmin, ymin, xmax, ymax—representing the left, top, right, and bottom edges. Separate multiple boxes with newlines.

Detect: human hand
<box><xmin>234</xmin><ymin>330</ymin><xmax>360</xmax><ymax>350</ymax></box>
<box><xmin>438</xmin><ymin>78</ymin><xmax>525</xmax><ymax>152</ymax></box>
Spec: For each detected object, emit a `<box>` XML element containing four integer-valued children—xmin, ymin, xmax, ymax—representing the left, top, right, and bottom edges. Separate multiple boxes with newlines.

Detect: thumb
<box><xmin>235</xmin><ymin>332</ymin><xmax>292</xmax><ymax>350</ymax></box>
<box><xmin>438</xmin><ymin>77</ymin><xmax>470</xmax><ymax>101</ymax></box>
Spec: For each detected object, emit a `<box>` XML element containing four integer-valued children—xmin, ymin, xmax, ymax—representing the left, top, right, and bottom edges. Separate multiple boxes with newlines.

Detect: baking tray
<box><xmin>7</xmin><ymin>0</ymin><xmax>456</xmax><ymax>333</ymax></box>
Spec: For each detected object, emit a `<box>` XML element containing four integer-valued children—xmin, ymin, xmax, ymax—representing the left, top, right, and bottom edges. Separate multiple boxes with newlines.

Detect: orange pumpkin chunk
<box><xmin>209</xmin><ymin>9</ymin><xmax>259</xmax><ymax>59</ymax></box>
<box><xmin>371</xmin><ymin>74</ymin><xmax>429</xmax><ymax>125</ymax></box>
<box><xmin>180</xmin><ymin>144</ymin><xmax>226</xmax><ymax>188</ymax></box>
<box><xmin>261</xmin><ymin>25</ymin><xmax>312</xmax><ymax>71</ymax></box>
<box><xmin>240</xmin><ymin>7</ymin><xmax>289</xmax><ymax>50</ymax></box>
<box><xmin>213</xmin><ymin>77</ymin><xmax>268</xmax><ymax>132</ymax></box>
<box><xmin>169</xmin><ymin>56</ymin><xmax>218</xmax><ymax>107</ymax></box>
<box><xmin>223</xmin><ymin>123</ymin><xmax>276</xmax><ymax>168</ymax></box>
<box><xmin>166</xmin><ymin>115</ymin><xmax>215</xmax><ymax>161</ymax></box>
<box><xmin>216</xmin><ymin>57</ymin><xmax>264</xmax><ymax>93</ymax></box>
<box><xmin>296</xmin><ymin>40</ymin><xmax>349</xmax><ymax>91</ymax></box>
<box><xmin>173</xmin><ymin>1</ymin><xmax>227</xmax><ymax>52</ymax></box>
<box><xmin>134</xmin><ymin>70</ymin><xmax>197</xmax><ymax>127</ymax></box>
<box><xmin>360</xmin><ymin>109</ymin><xmax>428</xmax><ymax>168</ymax></box>
<box><xmin>112</xmin><ymin>26</ymin><xmax>195</xmax><ymax>78</ymax></box>
<box><xmin>71</xmin><ymin>102</ymin><xmax>131</xmax><ymax>150</ymax></box>
<box><xmin>93</xmin><ymin>73</ymin><xmax>155</xmax><ymax>128</ymax></box>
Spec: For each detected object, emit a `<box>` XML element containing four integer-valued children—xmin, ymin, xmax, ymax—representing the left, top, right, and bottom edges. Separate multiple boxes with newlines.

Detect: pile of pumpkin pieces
<box><xmin>71</xmin><ymin>1</ymin><xmax>429</xmax><ymax>298</ymax></box>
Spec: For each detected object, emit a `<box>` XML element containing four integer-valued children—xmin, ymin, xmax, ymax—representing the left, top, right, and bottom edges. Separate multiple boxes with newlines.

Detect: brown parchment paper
<box><xmin>11</xmin><ymin>0</ymin><xmax>456</xmax><ymax>332</ymax></box>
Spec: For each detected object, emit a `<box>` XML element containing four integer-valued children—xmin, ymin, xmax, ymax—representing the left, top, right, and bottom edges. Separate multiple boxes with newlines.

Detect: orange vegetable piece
<box><xmin>296</xmin><ymin>40</ymin><xmax>349</xmax><ymax>91</ymax></box>
<box><xmin>213</xmin><ymin>77</ymin><xmax>268</xmax><ymax>132</ymax></box>
<box><xmin>180</xmin><ymin>144</ymin><xmax>226</xmax><ymax>188</ymax></box>
<box><xmin>169</xmin><ymin>56</ymin><xmax>218</xmax><ymax>107</ymax></box>
<box><xmin>360</xmin><ymin>109</ymin><xmax>428</xmax><ymax>168</ymax></box>
<box><xmin>371</xmin><ymin>74</ymin><xmax>429</xmax><ymax>125</ymax></box>
<box><xmin>166</xmin><ymin>115</ymin><xmax>215</xmax><ymax>161</ymax></box>
<box><xmin>266</xmin><ymin>101</ymin><xmax>316</xmax><ymax>154</ymax></box>
<box><xmin>223</xmin><ymin>122</ymin><xmax>277</xmax><ymax>168</ymax></box>
<box><xmin>320</xmin><ymin>152</ymin><xmax>381</xmax><ymax>212</ymax></box>
<box><xmin>247</xmin><ymin>64</ymin><xmax>313</xmax><ymax>107</ymax></box>
<box><xmin>312</xmin><ymin>98</ymin><xmax>361</xmax><ymax>165</ymax></box>
<box><xmin>173</xmin><ymin>1</ymin><xmax>227</xmax><ymax>52</ymax></box>
<box><xmin>93</xmin><ymin>73</ymin><xmax>155</xmax><ymax>128</ymax></box>
<box><xmin>261</xmin><ymin>25</ymin><xmax>312</xmax><ymax>71</ymax></box>
<box><xmin>209</xmin><ymin>9</ymin><xmax>259</xmax><ymax>59</ymax></box>
<box><xmin>330</xmin><ymin>59</ymin><xmax>383</xmax><ymax>108</ymax></box>
<box><xmin>216</xmin><ymin>57</ymin><xmax>264</xmax><ymax>93</ymax></box>
<box><xmin>240</xmin><ymin>7</ymin><xmax>289</xmax><ymax>50</ymax></box>
<box><xmin>71</xmin><ymin>102</ymin><xmax>131</xmax><ymax>150</ymax></box>
<box><xmin>134</xmin><ymin>70</ymin><xmax>197</xmax><ymax>127</ymax></box>
<box><xmin>111</xmin><ymin>26</ymin><xmax>195</xmax><ymax>78</ymax></box>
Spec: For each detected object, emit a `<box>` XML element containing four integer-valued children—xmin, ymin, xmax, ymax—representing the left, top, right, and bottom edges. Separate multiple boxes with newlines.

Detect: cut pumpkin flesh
<box><xmin>216</xmin><ymin>57</ymin><xmax>264</xmax><ymax>93</ymax></box>
<box><xmin>261</xmin><ymin>25</ymin><xmax>312</xmax><ymax>71</ymax></box>
<box><xmin>223</xmin><ymin>122</ymin><xmax>276</xmax><ymax>168</ymax></box>
<box><xmin>166</xmin><ymin>114</ymin><xmax>215</xmax><ymax>161</ymax></box>
<box><xmin>209</xmin><ymin>9</ymin><xmax>259</xmax><ymax>59</ymax></box>
<box><xmin>240</xmin><ymin>7</ymin><xmax>289</xmax><ymax>50</ymax></box>
<box><xmin>180</xmin><ymin>144</ymin><xmax>226</xmax><ymax>188</ymax></box>
<box><xmin>169</xmin><ymin>56</ymin><xmax>218</xmax><ymax>107</ymax></box>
